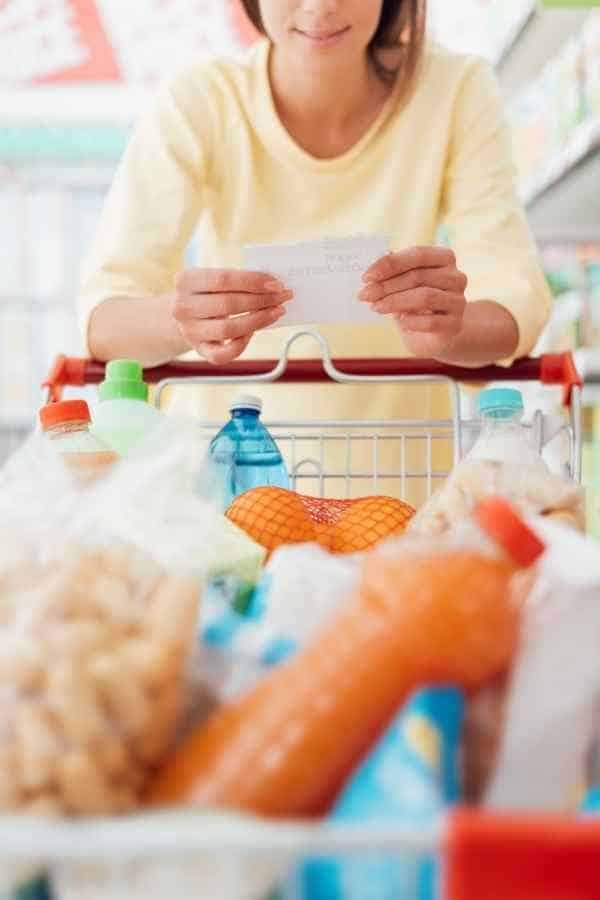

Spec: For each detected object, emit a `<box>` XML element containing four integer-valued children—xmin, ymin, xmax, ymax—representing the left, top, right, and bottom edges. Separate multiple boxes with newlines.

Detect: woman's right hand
<box><xmin>172</xmin><ymin>268</ymin><xmax>293</xmax><ymax>364</ymax></box>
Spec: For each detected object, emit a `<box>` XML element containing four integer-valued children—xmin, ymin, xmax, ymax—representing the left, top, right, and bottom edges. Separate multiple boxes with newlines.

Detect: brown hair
<box><xmin>238</xmin><ymin>0</ymin><xmax>427</xmax><ymax>91</ymax></box>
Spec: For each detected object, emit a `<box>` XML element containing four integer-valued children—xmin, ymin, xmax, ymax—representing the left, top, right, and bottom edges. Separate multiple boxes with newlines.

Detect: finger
<box><xmin>362</xmin><ymin>247</ymin><xmax>456</xmax><ymax>283</ymax></box>
<box><xmin>176</xmin><ymin>268</ymin><xmax>285</xmax><ymax>295</ymax></box>
<box><xmin>174</xmin><ymin>290</ymin><xmax>293</xmax><ymax>322</ymax></box>
<box><xmin>370</xmin><ymin>288</ymin><xmax>465</xmax><ymax>317</ymax></box>
<box><xmin>397</xmin><ymin>313</ymin><xmax>464</xmax><ymax>335</ymax></box>
<box><xmin>196</xmin><ymin>335</ymin><xmax>252</xmax><ymax>365</ymax></box>
<box><xmin>182</xmin><ymin>306</ymin><xmax>285</xmax><ymax>344</ymax></box>
<box><xmin>359</xmin><ymin>267</ymin><xmax>467</xmax><ymax>302</ymax></box>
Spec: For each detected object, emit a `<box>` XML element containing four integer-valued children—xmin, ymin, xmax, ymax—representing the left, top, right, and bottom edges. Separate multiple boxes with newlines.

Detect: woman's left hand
<box><xmin>359</xmin><ymin>246</ymin><xmax>468</xmax><ymax>356</ymax></box>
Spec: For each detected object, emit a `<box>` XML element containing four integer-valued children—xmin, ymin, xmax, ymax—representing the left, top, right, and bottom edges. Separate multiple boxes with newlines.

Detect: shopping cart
<box><xmin>45</xmin><ymin>330</ymin><xmax>583</xmax><ymax>491</ymax></box>
<box><xmin>23</xmin><ymin>332</ymin><xmax>599</xmax><ymax>900</ymax></box>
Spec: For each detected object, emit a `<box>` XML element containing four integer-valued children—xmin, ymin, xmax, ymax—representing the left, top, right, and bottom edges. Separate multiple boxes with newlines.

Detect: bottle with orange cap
<box><xmin>146</xmin><ymin>498</ymin><xmax>545</xmax><ymax>819</ymax></box>
<box><xmin>39</xmin><ymin>399</ymin><xmax>117</xmax><ymax>481</ymax></box>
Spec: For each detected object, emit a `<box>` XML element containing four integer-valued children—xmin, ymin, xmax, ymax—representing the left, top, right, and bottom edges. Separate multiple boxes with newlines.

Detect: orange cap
<box><xmin>39</xmin><ymin>399</ymin><xmax>91</xmax><ymax>431</ymax></box>
<box><xmin>475</xmin><ymin>497</ymin><xmax>545</xmax><ymax>568</ymax></box>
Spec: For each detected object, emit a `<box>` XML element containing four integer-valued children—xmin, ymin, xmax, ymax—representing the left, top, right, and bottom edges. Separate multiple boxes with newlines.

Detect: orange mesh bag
<box><xmin>226</xmin><ymin>488</ymin><xmax>414</xmax><ymax>556</ymax></box>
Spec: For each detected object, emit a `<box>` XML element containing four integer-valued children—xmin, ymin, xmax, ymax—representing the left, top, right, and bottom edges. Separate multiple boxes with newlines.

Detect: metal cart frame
<box><xmin>45</xmin><ymin>331</ymin><xmax>583</xmax><ymax>488</ymax></box>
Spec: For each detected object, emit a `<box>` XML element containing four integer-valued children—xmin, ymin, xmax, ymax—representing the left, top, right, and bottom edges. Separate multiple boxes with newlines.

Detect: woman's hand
<box><xmin>172</xmin><ymin>268</ymin><xmax>293</xmax><ymax>364</ymax></box>
<box><xmin>359</xmin><ymin>247</ymin><xmax>468</xmax><ymax>357</ymax></box>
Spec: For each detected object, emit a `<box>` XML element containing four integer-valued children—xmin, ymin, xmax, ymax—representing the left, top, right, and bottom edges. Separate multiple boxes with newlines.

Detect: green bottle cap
<box><xmin>98</xmin><ymin>359</ymin><xmax>149</xmax><ymax>402</ymax></box>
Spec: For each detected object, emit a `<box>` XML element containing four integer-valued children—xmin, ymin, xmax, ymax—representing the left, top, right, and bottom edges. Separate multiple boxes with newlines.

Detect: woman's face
<box><xmin>258</xmin><ymin>0</ymin><xmax>384</xmax><ymax>69</ymax></box>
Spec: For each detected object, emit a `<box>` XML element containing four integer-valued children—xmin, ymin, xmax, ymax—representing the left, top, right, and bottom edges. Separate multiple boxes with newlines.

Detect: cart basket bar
<box><xmin>43</xmin><ymin>352</ymin><xmax>581</xmax><ymax>404</ymax></box>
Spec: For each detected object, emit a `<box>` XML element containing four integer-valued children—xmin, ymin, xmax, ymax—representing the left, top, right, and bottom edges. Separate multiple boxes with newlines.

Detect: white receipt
<box><xmin>243</xmin><ymin>234</ymin><xmax>390</xmax><ymax>327</ymax></box>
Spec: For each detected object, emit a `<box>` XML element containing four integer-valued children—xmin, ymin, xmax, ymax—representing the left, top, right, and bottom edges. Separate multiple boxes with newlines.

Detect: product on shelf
<box><xmin>146</xmin><ymin>499</ymin><xmax>541</xmax><ymax>818</ymax></box>
<box><xmin>226</xmin><ymin>487</ymin><xmax>415</xmax><ymax>556</ymax></box>
<box><xmin>583</xmin><ymin>10</ymin><xmax>600</xmax><ymax>117</ymax></box>
<box><xmin>509</xmin><ymin>14</ymin><xmax>598</xmax><ymax>194</ymax></box>
<box><xmin>556</xmin><ymin>35</ymin><xmax>588</xmax><ymax>146</ymax></box>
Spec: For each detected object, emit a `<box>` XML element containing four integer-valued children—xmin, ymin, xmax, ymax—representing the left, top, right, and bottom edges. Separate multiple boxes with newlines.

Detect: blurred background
<box><xmin>1</xmin><ymin>0</ymin><xmax>600</xmax><ymax>522</ymax></box>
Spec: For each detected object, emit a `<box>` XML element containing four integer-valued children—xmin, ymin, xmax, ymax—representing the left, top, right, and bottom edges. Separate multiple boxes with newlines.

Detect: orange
<box><xmin>226</xmin><ymin>488</ymin><xmax>414</xmax><ymax>556</ymax></box>
<box><xmin>226</xmin><ymin>487</ymin><xmax>316</xmax><ymax>556</ymax></box>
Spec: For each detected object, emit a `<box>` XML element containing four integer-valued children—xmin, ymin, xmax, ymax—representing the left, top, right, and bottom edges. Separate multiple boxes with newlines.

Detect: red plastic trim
<box><xmin>540</xmin><ymin>352</ymin><xmax>583</xmax><ymax>405</ymax></box>
<box><xmin>446</xmin><ymin>808</ymin><xmax>600</xmax><ymax>900</ymax></box>
<box><xmin>41</xmin><ymin>352</ymin><xmax>581</xmax><ymax>397</ymax></box>
<box><xmin>42</xmin><ymin>356</ymin><xmax>88</xmax><ymax>402</ymax></box>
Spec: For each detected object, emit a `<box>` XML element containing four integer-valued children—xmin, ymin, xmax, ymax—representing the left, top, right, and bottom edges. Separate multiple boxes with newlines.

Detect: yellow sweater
<box><xmin>79</xmin><ymin>40</ymin><xmax>550</xmax><ymax>499</ymax></box>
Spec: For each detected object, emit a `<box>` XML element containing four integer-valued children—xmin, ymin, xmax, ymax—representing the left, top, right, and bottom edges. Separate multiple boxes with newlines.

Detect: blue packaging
<box><xmin>285</xmin><ymin>686</ymin><xmax>464</xmax><ymax>900</ymax></box>
<box><xmin>580</xmin><ymin>786</ymin><xmax>600</xmax><ymax>815</ymax></box>
<box><xmin>200</xmin><ymin>572</ymin><xmax>301</xmax><ymax>701</ymax></box>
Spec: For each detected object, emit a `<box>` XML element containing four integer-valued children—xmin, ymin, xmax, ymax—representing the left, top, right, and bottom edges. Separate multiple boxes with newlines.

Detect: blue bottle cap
<box><xmin>478</xmin><ymin>388</ymin><xmax>523</xmax><ymax>419</ymax></box>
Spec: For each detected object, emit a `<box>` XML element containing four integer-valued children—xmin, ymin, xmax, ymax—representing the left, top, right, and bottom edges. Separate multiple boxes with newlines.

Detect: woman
<box><xmin>80</xmin><ymin>0</ymin><xmax>550</xmax><ymax>499</ymax></box>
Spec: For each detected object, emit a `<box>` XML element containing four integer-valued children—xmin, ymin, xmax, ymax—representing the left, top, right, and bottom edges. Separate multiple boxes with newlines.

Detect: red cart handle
<box><xmin>446</xmin><ymin>808</ymin><xmax>600</xmax><ymax>900</ymax></box>
<box><xmin>43</xmin><ymin>352</ymin><xmax>582</xmax><ymax>405</ymax></box>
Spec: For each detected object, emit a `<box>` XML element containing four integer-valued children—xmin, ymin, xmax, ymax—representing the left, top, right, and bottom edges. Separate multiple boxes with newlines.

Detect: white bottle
<box><xmin>91</xmin><ymin>359</ymin><xmax>163</xmax><ymax>456</ymax></box>
<box><xmin>468</xmin><ymin>388</ymin><xmax>547</xmax><ymax>470</ymax></box>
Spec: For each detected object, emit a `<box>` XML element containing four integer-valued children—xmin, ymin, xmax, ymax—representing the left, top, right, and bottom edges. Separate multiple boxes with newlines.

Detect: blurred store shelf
<box><xmin>521</xmin><ymin>116</ymin><xmax>600</xmax><ymax>228</ymax></box>
<box><xmin>576</xmin><ymin>349</ymin><xmax>600</xmax><ymax>406</ymax></box>
<box><xmin>0</xmin><ymin>424</ymin><xmax>31</xmax><ymax>464</ymax></box>
<box><xmin>497</xmin><ymin>5</ymin><xmax>591</xmax><ymax>99</ymax></box>
<box><xmin>492</xmin><ymin>0</ymin><xmax>537</xmax><ymax>68</ymax></box>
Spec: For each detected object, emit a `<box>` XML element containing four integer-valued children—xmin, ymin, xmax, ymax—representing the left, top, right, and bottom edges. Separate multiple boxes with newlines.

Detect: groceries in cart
<box><xmin>284</xmin><ymin>686</ymin><xmax>465</xmax><ymax>900</ymax></box>
<box><xmin>146</xmin><ymin>498</ymin><xmax>540</xmax><ymax>815</ymax></box>
<box><xmin>467</xmin><ymin>387</ymin><xmax>549</xmax><ymax>469</ymax></box>
<box><xmin>39</xmin><ymin>399</ymin><xmax>117</xmax><ymax>483</ymax></box>
<box><xmin>90</xmin><ymin>359</ymin><xmax>164</xmax><ymax>456</ymax></box>
<box><xmin>226</xmin><ymin>486</ymin><xmax>415</xmax><ymax>556</ymax></box>
<box><xmin>0</xmin><ymin>422</ymin><xmax>265</xmax><ymax>816</ymax></box>
<box><xmin>3</xmin><ymin>351</ymin><xmax>599</xmax><ymax>900</ymax></box>
<box><xmin>410</xmin><ymin>457</ymin><xmax>585</xmax><ymax>537</ymax></box>
<box><xmin>208</xmin><ymin>394</ymin><xmax>290</xmax><ymax>510</ymax></box>
<box><xmin>200</xmin><ymin>542</ymin><xmax>361</xmax><ymax>701</ymax></box>
<box><xmin>409</xmin><ymin>383</ymin><xmax>585</xmax><ymax>537</ymax></box>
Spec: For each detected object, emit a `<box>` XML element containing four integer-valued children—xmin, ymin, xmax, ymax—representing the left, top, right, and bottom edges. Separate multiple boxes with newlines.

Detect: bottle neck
<box><xmin>232</xmin><ymin>408</ymin><xmax>259</xmax><ymax>420</ymax></box>
<box><xmin>45</xmin><ymin>419</ymin><xmax>90</xmax><ymax>438</ymax></box>
<box><xmin>480</xmin><ymin>411</ymin><xmax>522</xmax><ymax>434</ymax></box>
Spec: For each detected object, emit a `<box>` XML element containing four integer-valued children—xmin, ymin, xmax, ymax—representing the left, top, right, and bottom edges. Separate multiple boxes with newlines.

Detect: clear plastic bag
<box><xmin>0</xmin><ymin>421</ymin><xmax>262</xmax><ymax>817</ymax></box>
<box><xmin>409</xmin><ymin>458</ymin><xmax>585</xmax><ymax>537</ymax></box>
<box><xmin>480</xmin><ymin>517</ymin><xmax>600</xmax><ymax>812</ymax></box>
<box><xmin>199</xmin><ymin>542</ymin><xmax>361</xmax><ymax>702</ymax></box>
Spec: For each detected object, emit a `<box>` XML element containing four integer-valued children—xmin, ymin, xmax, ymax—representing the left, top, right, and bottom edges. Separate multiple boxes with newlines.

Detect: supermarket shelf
<box><xmin>522</xmin><ymin>116</ymin><xmax>600</xmax><ymax>229</ymax></box>
<box><xmin>492</xmin><ymin>0</ymin><xmax>537</xmax><ymax>67</ymax></box>
<box><xmin>534</xmin><ymin>225</ymin><xmax>600</xmax><ymax>244</ymax></box>
<box><xmin>576</xmin><ymin>349</ymin><xmax>600</xmax><ymax>406</ymax></box>
<box><xmin>497</xmin><ymin>6</ymin><xmax>591</xmax><ymax>99</ymax></box>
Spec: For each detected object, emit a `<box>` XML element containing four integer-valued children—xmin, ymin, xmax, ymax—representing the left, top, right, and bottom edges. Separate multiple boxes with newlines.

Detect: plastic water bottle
<box><xmin>39</xmin><ymin>399</ymin><xmax>117</xmax><ymax>481</ymax></box>
<box><xmin>208</xmin><ymin>395</ymin><xmax>289</xmax><ymax>509</ymax></box>
<box><xmin>468</xmin><ymin>388</ymin><xmax>547</xmax><ymax>470</ymax></box>
<box><xmin>90</xmin><ymin>359</ymin><xmax>163</xmax><ymax>456</ymax></box>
